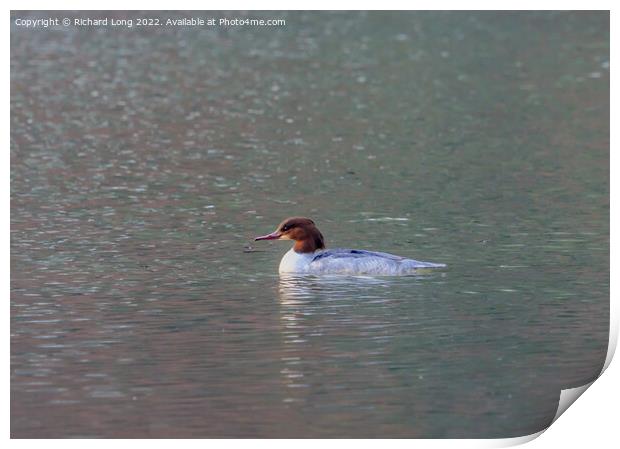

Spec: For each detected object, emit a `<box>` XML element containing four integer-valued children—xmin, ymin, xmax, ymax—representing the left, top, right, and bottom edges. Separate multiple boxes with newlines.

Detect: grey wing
<box><xmin>312</xmin><ymin>248</ymin><xmax>405</xmax><ymax>261</ymax></box>
<box><xmin>310</xmin><ymin>248</ymin><xmax>445</xmax><ymax>275</ymax></box>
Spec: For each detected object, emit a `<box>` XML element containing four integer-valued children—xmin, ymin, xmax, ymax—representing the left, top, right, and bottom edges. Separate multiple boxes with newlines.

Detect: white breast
<box><xmin>278</xmin><ymin>248</ymin><xmax>316</xmax><ymax>274</ymax></box>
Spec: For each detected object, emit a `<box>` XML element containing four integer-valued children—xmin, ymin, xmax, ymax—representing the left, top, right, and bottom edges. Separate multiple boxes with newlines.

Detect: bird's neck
<box><xmin>293</xmin><ymin>228</ymin><xmax>325</xmax><ymax>253</ymax></box>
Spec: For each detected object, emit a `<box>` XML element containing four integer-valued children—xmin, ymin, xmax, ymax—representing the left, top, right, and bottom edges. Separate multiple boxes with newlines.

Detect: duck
<box><xmin>254</xmin><ymin>217</ymin><xmax>446</xmax><ymax>275</ymax></box>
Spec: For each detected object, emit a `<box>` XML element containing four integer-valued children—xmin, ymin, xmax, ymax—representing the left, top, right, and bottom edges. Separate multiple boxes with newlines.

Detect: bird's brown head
<box><xmin>254</xmin><ymin>217</ymin><xmax>325</xmax><ymax>253</ymax></box>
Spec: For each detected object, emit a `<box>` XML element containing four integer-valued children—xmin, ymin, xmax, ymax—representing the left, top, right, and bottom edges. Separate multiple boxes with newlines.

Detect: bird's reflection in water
<box><xmin>276</xmin><ymin>274</ymin><xmax>394</xmax><ymax>405</ymax></box>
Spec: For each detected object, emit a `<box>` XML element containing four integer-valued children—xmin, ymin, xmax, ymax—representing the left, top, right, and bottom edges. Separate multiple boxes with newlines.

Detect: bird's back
<box><xmin>308</xmin><ymin>248</ymin><xmax>445</xmax><ymax>275</ymax></box>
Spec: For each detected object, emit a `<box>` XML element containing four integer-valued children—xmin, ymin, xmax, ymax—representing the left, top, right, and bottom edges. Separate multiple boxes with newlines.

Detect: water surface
<box><xmin>11</xmin><ymin>11</ymin><xmax>609</xmax><ymax>438</ymax></box>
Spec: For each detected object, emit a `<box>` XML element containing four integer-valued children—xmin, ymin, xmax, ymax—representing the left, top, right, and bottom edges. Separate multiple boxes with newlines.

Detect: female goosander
<box><xmin>254</xmin><ymin>217</ymin><xmax>446</xmax><ymax>276</ymax></box>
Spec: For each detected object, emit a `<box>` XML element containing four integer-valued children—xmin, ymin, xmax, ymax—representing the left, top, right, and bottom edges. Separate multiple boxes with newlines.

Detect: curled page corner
<box><xmin>491</xmin><ymin>319</ymin><xmax>617</xmax><ymax>448</ymax></box>
<box><xmin>488</xmin><ymin>382</ymin><xmax>596</xmax><ymax>448</ymax></box>
<box><xmin>552</xmin><ymin>381</ymin><xmax>595</xmax><ymax>424</ymax></box>
<box><xmin>549</xmin><ymin>317</ymin><xmax>616</xmax><ymax>426</ymax></box>
<box><xmin>549</xmin><ymin>302</ymin><xmax>618</xmax><ymax>424</ymax></box>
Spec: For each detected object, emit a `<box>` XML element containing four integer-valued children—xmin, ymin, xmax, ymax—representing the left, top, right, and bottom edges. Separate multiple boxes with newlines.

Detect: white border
<box><xmin>5</xmin><ymin>2</ymin><xmax>615</xmax><ymax>447</ymax></box>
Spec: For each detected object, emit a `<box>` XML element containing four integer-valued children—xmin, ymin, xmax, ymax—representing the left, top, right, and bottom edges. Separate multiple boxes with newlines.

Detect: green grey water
<box><xmin>11</xmin><ymin>11</ymin><xmax>609</xmax><ymax>438</ymax></box>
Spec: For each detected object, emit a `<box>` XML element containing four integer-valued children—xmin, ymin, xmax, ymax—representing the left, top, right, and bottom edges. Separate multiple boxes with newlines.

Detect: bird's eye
<box><xmin>282</xmin><ymin>224</ymin><xmax>291</xmax><ymax>232</ymax></box>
